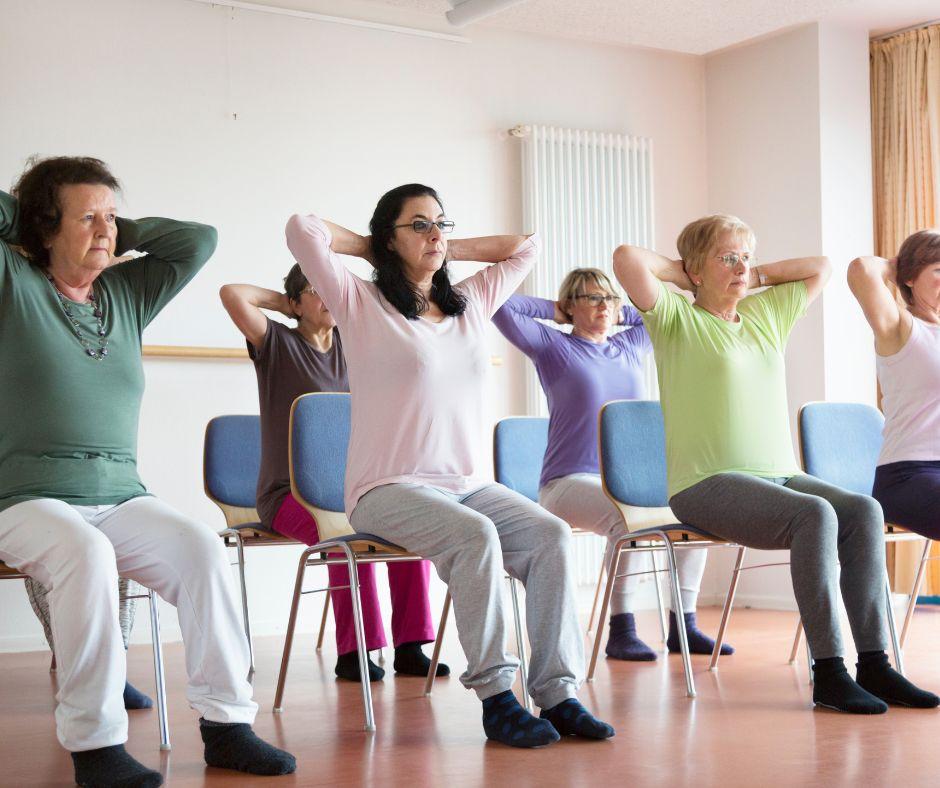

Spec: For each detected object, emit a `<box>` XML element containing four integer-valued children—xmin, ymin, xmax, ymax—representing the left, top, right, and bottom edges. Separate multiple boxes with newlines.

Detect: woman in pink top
<box><xmin>848</xmin><ymin>231</ymin><xmax>940</xmax><ymax>538</ymax></box>
<box><xmin>286</xmin><ymin>184</ymin><xmax>613</xmax><ymax>749</ymax></box>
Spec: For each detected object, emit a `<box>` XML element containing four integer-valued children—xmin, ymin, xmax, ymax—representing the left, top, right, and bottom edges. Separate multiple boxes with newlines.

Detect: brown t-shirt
<box><xmin>249</xmin><ymin>319</ymin><xmax>348</xmax><ymax>529</ymax></box>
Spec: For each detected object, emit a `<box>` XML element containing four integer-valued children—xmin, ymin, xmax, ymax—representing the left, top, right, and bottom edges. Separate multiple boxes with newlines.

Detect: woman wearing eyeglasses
<box><xmin>614</xmin><ymin>214</ymin><xmax>938</xmax><ymax>714</ymax></box>
<box><xmin>492</xmin><ymin>268</ymin><xmax>728</xmax><ymax>662</ymax></box>
<box><xmin>286</xmin><ymin>184</ymin><xmax>613</xmax><ymax>748</ymax></box>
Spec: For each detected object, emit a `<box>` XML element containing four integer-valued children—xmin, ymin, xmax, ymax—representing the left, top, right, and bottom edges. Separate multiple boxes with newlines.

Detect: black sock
<box><xmin>856</xmin><ymin>651</ymin><xmax>940</xmax><ymax>708</ymax></box>
<box><xmin>200</xmin><ymin>720</ymin><xmax>296</xmax><ymax>776</ymax></box>
<box><xmin>72</xmin><ymin>744</ymin><xmax>163</xmax><ymax>788</ymax></box>
<box><xmin>605</xmin><ymin>613</ymin><xmax>657</xmax><ymax>661</ymax></box>
<box><xmin>123</xmin><ymin>680</ymin><xmax>153</xmax><ymax>710</ymax></box>
<box><xmin>667</xmin><ymin>611</ymin><xmax>734</xmax><ymax>656</ymax></box>
<box><xmin>482</xmin><ymin>690</ymin><xmax>560</xmax><ymax>748</ymax></box>
<box><xmin>540</xmin><ymin>698</ymin><xmax>615</xmax><ymax>740</ymax></box>
<box><xmin>812</xmin><ymin>656</ymin><xmax>888</xmax><ymax>714</ymax></box>
<box><xmin>394</xmin><ymin>641</ymin><xmax>450</xmax><ymax>677</ymax></box>
<box><xmin>335</xmin><ymin>650</ymin><xmax>385</xmax><ymax>682</ymax></box>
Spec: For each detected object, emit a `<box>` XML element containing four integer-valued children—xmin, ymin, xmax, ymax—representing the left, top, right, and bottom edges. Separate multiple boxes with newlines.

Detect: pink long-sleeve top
<box><xmin>286</xmin><ymin>214</ymin><xmax>538</xmax><ymax>516</ymax></box>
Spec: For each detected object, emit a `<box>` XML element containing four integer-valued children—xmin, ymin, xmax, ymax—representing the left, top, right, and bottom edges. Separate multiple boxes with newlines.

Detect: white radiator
<box><xmin>518</xmin><ymin>124</ymin><xmax>658</xmax><ymax>587</ymax></box>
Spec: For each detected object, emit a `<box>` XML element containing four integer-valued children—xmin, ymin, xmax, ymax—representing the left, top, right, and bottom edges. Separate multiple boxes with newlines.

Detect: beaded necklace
<box><xmin>45</xmin><ymin>274</ymin><xmax>110</xmax><ymax>360</ymax></box>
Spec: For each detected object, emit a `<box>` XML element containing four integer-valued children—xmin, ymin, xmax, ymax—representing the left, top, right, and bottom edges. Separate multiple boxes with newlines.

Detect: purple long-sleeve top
<box><xmin>492</xmin><ymin>294</ymin><xmax>652</xmax><ymax>488</ymax></box>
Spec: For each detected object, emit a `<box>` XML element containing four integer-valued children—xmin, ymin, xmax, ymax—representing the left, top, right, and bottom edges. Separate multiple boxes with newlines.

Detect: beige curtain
<box><xmin>871</xmin><ymin>25</ymin><xmax>940</xmax><ymax>595</ymax></box>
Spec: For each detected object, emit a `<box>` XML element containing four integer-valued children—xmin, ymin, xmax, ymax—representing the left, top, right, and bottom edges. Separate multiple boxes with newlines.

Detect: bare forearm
<box><xmin>221</xmin><ymin>283</ymin><xmax>290</xmax><ymax>315</ymax></box>
<box><xmin>755</xmin><ymin>256</ymin><xmax>831</xmax><ymax>287</ymax></box>
<box><xmin>322</xmin><ymin>220</ymin><xmax>372</xmax><ymax>261</ymax></box>
<box><xmin>448</xmin><ymin>235</ymin><xmax>530</xmax><ymax>264</ymax></box>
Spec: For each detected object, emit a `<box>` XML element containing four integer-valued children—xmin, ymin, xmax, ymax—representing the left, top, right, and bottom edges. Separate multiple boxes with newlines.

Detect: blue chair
<box><xmin>274</xmin><ymin>393</ymin><xmax>532</xmax><ymax>729</ymax></box>
<box><xmin>595</xmin><ymin>400</ymin><xmax>733</xmax><ymax>697</ymax></box>
<box><xmin>204</xmin><ymin>414</ymin><xmax>302</xmax><ymax>677</ymax></box>
<box><xmin>493</xmin><ymin>416</ymin><xmax>669</xmax><ymax>642</ymax></box>
<box><xmin>798</xmin><ymin>402</ymin><xmax>927</xmax><ymax>673</ymax></box>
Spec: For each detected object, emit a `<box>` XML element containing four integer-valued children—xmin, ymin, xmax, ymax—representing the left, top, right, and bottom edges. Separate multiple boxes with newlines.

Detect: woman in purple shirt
<box><xmin>493</xmin><ymin>268</ymin><xmax>729</xmax><ymax>661</ymax></box>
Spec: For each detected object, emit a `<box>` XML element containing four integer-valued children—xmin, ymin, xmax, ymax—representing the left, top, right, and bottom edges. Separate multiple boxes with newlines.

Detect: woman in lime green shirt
<box><xmin>613</xmin><ymin>214</ymin><xmax>937</xmax><ymax>715</ymax></box>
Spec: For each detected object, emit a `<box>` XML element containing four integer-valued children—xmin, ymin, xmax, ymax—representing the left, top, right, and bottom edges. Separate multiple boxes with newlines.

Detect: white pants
<box><xmin>0</xmin><ymin>496</ymin><xmax>257</xmax><ymax>752</ymax></box>
<box><xmin>539</xmin><ymin>474</ymin><xmax>707</xmax><ymax>616</ymax></box>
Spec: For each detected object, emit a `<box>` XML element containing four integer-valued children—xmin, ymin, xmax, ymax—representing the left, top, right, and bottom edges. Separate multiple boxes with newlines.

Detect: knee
<box><xmin>61</xmin><ymin>528</ymin><xmax>118</xmax><ymax>585</ymax></box>
<box><xmin>175</xmin><ymin>520</ymin><xmax>228</xmax><ymax>572</ymax></box>
<box><xmin>537</xmin><ymin>514</ymin><xmax>572</xmax><ymax>553</ymax></box>
<box><xmin>797</xmin><ymin>497</ymin><xmax>839</xmax><ymax>540</ymax></box>
<box><xmin>843</xmin><ymin>493</ymin><xmax>884</xmax><ymax>531</ymax></box>
<box><xmin>460</xmin><ymin>513</ymin><xmax>501</xmax><ymax>556</ymax></box>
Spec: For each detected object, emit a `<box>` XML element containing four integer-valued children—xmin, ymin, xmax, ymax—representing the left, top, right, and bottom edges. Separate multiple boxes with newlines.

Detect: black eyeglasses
<box><xmin>574</xmin><ymin>294</ymin><xmax>621</xmax><ymax>307</ymax></box>
<box><xmin>393</xmin><ymin>219</ymin><xmax>456</xmax><ymax>235</ymax></box>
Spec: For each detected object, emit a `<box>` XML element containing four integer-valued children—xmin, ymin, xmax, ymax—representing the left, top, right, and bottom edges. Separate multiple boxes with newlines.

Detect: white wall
<box><xmin>0</xmin><ymin>0</ymin><xmax>707</xmax><ymax>650</ymax></box>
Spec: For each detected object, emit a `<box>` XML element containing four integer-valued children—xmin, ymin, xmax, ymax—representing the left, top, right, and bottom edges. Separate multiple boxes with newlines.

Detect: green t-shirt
<box><xmin>0</xmin><ymin>190</ymin><xmax>217</xmax><ymax>514</ymax></box>
<box><xmin>640</xmin><ymin>280</ymin><xmax>807</xmax><ymax>499</ymax></box>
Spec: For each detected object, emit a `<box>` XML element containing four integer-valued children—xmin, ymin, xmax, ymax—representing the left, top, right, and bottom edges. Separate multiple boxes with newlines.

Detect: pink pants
<box><xmin>272</xmin><ymin>494</ymin><xmax>436</xmax><ymax>655</ymax></box>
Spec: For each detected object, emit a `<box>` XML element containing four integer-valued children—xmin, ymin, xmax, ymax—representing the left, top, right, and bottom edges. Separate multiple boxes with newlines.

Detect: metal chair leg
<box><xmin>885</xmin><ymin>577</ymin><xmax>905</xmax><ymax>676</ymax></box>
<box><xmin>316</xmin><ymin>591</ymin><xmax>331</xmax><ymax>652</ymax></box>
<box><xmin>273</xmin><ymin>548</ymin><xmax>310</xmax><ymax>712</ymax></box>
<box><xmin>424</xmin><ymin>591</ymin><xmax>451</xmax><ymax>696</ymax></box>
<box><xmin>587</xmin><ymin>537</ymin><xmax>624</xmax><ymax>682</ymax></box>
<box><xmin>148</xmin><ymin>589</ymin><xmax>171</xmax><ymax>751</ymax></box>
<box><xmin>232</xmin><ymin>533</ymin><xmax>254</xmax><ymax>679</ymax></box>
<box><xmin>709</xmin><ymin>546</ymin><xmax>746</xmax><ymax>671</ymax></box>
<box><xmin>651</xmin><ymin>549</ymin><xmax>668</xmax><ymax>643</ymax></box>
<box><xmin>662</xmin><ymin>536</ymin><xmax>695</xmax><ymax>698</ymax></box>
<box><xmin>339</xmin><ymin>543</ymin><xmax>375</xmax><ymax>732</ymax></box>
<box><xmin>508</xmin><ymin>578</ymin><xmax>531</xmax><ymax>712</ymax></box>
<box><xmin>900</xmin><ymin>539</ymin><xmax>932</xmax><ymax>648</ymax></box>
<box><xmin>788</xmin><ymin>617</ymin><xmax>803</xmax><ymax>664</ymax></box>
<box><xmin>586</xmin><ymin>558</ymin><xmax>606</xmax><ymax>636</ymax></box>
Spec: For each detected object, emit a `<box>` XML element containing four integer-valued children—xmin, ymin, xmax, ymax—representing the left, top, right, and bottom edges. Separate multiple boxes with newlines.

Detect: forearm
<box><xmin>115</xmin><ymin>216</ymin><xmax>218</xmax><ymax>268</ymax></box>
<box><xmin>448</xmin><ymin>235</ymin><xmax>530</xmax><ymax>264</ymax></box>
<box><xmin>220</xmin><ymin>283</ymin><xmax>290</xmax><ymax>315</ymax></box>
<box><xmin>322</xmin><ymin>220</ymin><xmax>371</xmax><ymax>261</ymax></box>
<box><xmin>847</xmin><ymin>256</ymin><xmax>891</xmax><ymax>291</ymax></box>
<box><xmin>614</xmin><ymin>245</ymin><xmax>693</xmax><ymax>291</ymax></box>
<box><xmin>0</xmin><ymin>191</ymin><xmax>20</xmax><ymax>244</ymax></box>
<box><xmin>753</xmin><ymin>256</ymin><xmax>831</xmax><ymax>288</ymax></box>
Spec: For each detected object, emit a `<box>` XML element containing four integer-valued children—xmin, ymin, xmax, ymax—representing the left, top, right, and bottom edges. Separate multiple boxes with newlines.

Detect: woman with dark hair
<box><xmin>492</xmin><ymin>267</ymin><xmax>729</xmax><ymax>661</ymax></box>
<box><xmin>220</xmin><ymin>265</ymin><xmax>447</xmax><ymax>683</ymax></box>
<box><xmin>285</xmin><ymin>184</ymin><xmax>613</xmax><ymax>749</ymax></box>
<box><xmin>0</xmin><ymin>156</ymin><xmax>294</xmax><ymax>787</ymax></box>
<box><xmin>848</xmin><ymin>231</ymin><xmax>940</xmax><ymax>539</ymax></box>
<box><xmin>615</xmin><ymin>215</ymin><xmax>938</xmax><ymax>714</ymax></box>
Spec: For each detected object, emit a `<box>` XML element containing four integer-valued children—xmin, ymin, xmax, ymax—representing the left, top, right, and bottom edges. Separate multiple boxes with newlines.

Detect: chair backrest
<box><xmin>599</xmin><ymin>400</ymin><xmax>670</xmax><ymax>508</ymax></box>
<box><xmin>290</xmin><ymin>393</ymin><xmax>350</xmax><ymax>515</ymax></box>
<box><xmin>204</xmin><ymin>415</ymin><xmax>262</xmax><ymax>515</ymax></box>
<box><xmin>798</xmin><ymin>402</ymin><xmax>885</xmax><ymax>495</ymax></box>
<box><xmin>493</xmin><ymin>417</ymin><xmax>549</xmax><ymax>502</ymax></box>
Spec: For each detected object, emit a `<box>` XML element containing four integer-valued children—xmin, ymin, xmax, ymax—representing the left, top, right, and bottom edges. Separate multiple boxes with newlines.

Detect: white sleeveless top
<box><xmin>876</xmin><ymin>316</ymin><xmax>940</xmax><ymax>465</ymax></box>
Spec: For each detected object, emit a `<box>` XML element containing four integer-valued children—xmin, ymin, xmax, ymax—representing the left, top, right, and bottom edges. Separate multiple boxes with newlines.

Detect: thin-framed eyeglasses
<box><xmin>574</xmin><ymin>294</ymin><xmax>621</xmax><ymax>307</ymax></box>
<box><xmin>715</xmin><ymin>252</ymin><xmax>754</xmax><ymax>268</ymax></box>
<box><xmin>393</xmin><ymin>219</ymin><xmax>456</xmax><ymax>234</ymax></box>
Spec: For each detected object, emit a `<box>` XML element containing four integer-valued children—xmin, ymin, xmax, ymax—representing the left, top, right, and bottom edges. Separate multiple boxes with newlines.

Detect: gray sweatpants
<box><xmin>350</xmin><ymin>483</ymin><xmax>583</xmax><ymax>709</ymax></box>
<box><xmin>669</xmin><ymin>472</ymin><xmax>888</xmax><ymax>660</ymax></box>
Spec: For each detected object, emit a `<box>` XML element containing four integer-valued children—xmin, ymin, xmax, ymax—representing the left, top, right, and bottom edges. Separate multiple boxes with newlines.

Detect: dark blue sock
<box><xmin>200</xmin><ymin>720</ymin><xmax>296</xmax><ymax>775</ymax></box>
<box><xmin>605</xmin><ymin>613</ymin><xmax>657</xmax><ymax>661</ymax></box>
<box><xmin>813</xmin><ymin>656</ymin><xmax>887</xmax><ymax>714</ymax></box>
<box><xmin>482</xmin><ymin>690</ymin><xmax>560</xmax><ymax>748</ymax></box>
<box><xmin>335</xmin><ymin>650</ymin><xmax>385</xmax><ymax>682</ymax></box>
<box><xmin>667</xmin><ymin>611</ymin><xmax>733</xmax><ymax>655</ymax></box>
<box><xmin>856</xmin><ymin>651</ymin><xmax>940</xmax><ymax>708</ymax></box>
<box><xmin>72</xmin><ymin>744</ymin><xmax>163</xmax><ymax>788</ymax></box>
<box><xmin>123</xmin><ymin>680</ymin><xmax>153</xmax><ymax>710</ymax></box>
<box><xmin>540</xmin><ymin>699</ymin><xmax>615</xmax><ymax>740</ymax></box>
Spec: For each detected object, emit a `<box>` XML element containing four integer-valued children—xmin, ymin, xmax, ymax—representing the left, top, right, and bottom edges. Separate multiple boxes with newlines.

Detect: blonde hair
<box><xmin>557</xmin><ymin>267</ymin><xmax>621</xmax><ymax>318</ymax></box>
<box><xmin>677</xmin><ymin>214</ymin><xmax>756</xmax><ymax>278</ymax></box>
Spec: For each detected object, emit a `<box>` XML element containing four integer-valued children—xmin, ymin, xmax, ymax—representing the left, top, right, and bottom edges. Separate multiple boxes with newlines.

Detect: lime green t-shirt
<box><xmin>0</xmin><ymin>190</ymin><xmax>217</xmax><ymax>514</ymax></box>
<box><xmin>640</xmin><ymin>280</ymin><xmax>807</xmax><ymax>499</ymax></box>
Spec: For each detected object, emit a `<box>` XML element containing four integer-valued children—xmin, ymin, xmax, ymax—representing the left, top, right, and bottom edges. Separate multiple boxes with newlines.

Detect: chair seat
<box><xmin>221</xmin><ymin>521</ymin><xmax>302</xmax><ymax>547</ymax></box>
<box><xmin>307</xmin><ymin>532</ymin><xmax>414</xmax><ymax>557</ymax></box>
<box><xmin>0</xmin><ymin>561</ymin><xmax>26</xmax><ymax>579</ymax></box>
<box><xmin>885</xmin><ymin>522</ymin><xmax>924</xmax><ymax>541</ymax></box>
<box><xmin>620</xmin><ymin>522</ymin><xmax>724</xmax><ymax>545</ymax></box>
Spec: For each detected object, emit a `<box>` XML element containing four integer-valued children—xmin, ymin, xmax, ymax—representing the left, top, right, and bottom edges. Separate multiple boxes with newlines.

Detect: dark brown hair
<box><xmin>897</xmin><ymin>230</ymin><xmax>940</xmax><ymax>306</ymax></box>
<box><xmin>12</xmin><ymin>156</ymin><xmax>121</xmax><ymax>269</ymax></box>
<box><xmin>282</xmin><ymin>263</ymin><xmax>309</xmax><ymax>322</ymax></box>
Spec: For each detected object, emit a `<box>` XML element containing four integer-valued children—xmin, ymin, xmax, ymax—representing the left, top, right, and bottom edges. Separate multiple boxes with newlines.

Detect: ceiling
<box><xmin>359</xmin><ymin>0</ymin><xmax>939</xmax><ymax>55</ymax></box>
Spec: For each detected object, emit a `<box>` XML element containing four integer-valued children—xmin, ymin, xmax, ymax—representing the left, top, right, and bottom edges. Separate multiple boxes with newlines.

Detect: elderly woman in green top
<box><xmin>0</xmin><ymin>157</ymin><xmax>294</xmax><ymax>788</ymax></box>
<box><xmin>613</xmin><ymin>214</ymin><xmax>938</xmax><ymax>715</ymax></box>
